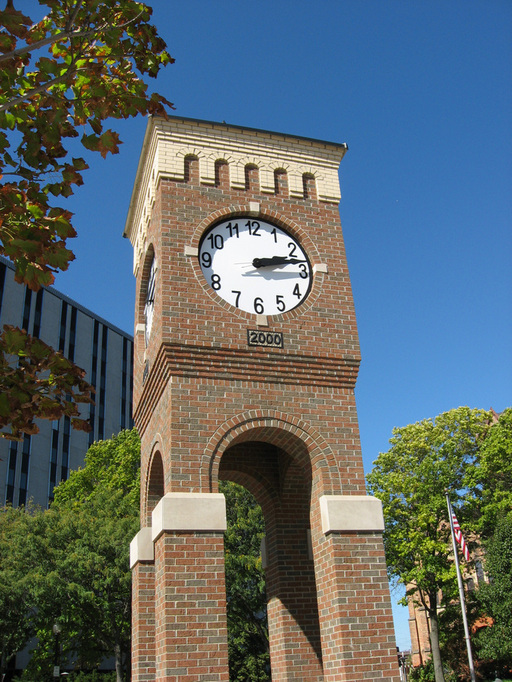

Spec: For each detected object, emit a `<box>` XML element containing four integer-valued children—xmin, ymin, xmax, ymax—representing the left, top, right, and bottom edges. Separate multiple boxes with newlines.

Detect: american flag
<box><xmin>451</xmin><ymin>511</ymin><xmax>470</xmax><ymax>562</ymax></box>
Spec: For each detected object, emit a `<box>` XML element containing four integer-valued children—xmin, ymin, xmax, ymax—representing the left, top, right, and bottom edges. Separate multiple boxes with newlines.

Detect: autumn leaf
<box><xmin>0</xmin><ymin>0</ymin><xmax>173</xmax><ymax>438</ymax></box>
<box><xmin>0</xmin><ymin>325</ymin><xmax>94</xmax><ymax>440</ymax></box>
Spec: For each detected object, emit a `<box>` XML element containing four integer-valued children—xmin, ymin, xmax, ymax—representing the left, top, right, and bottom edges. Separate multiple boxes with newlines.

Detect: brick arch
<box><xmin>184</xmin><ymin>154</ymin><xmax>200</xmax><ymax>183</ymax></box>
<box><xmin>302</xmin><ymin>172</ymin><xmax>317</xmax><ymax>200</ymax></box>
<box><xmin>190</xmin><ymin>205</ymin><xmax>321</xmax><ymax>267</ymax></box>
<box><xmin>214</xmin><ymin>159</ymin><xmax>229</xmax><ymax>187</ymax></box>
<box><xmin>175</xmin><ymin>147</ymin><xmax>205</xmax><ymax>174</ymax></box>
<box><xmin>187</xmin><ymin>206</ymin><xmax>326</xmax><ymax>321</ymax></box>
<box><xmin>202</xmin><ymin>410</ymin><xmax>342</xmax><ymax>496</ymax></box>
<box><xmin>137</xmin><ymin>244</ymin><xmax>155</xmax><ymax>327</ymax></box>
<box><xmin>274</xmin><ymin>167</ymin><xmax>289</xmax><ymax>196</ymax></box>
<box><xmin>219</xmin><ymin>460</ymin><xmax>281</xmax><ymax>539</ymax></box>
<box><xmin>143</xmin><ymin>441</ymin><xmax>165</xmax><ymax>526</ymax></box>
<box><xmin>244</xmin><ymin>163</ymin><xmax>259</xmax><ymax>190</ymax></box>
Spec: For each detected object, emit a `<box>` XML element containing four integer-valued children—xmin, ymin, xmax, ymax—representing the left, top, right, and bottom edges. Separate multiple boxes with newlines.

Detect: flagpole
<box><xmin>445</xmin><ymin>491</ymin><xmax>476</xmax><ymax>682</ymax></box>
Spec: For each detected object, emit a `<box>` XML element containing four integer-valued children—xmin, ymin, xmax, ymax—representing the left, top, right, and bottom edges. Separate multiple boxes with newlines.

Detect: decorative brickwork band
<box><xmin>319</xmin><ymin>494</ymin><xmax>385</xmax><ymax>534</ymax></box>
<box><xmin>124</xmin><ymin>117</ymin><xmax>348</xmax><ymax>272</ymax></box>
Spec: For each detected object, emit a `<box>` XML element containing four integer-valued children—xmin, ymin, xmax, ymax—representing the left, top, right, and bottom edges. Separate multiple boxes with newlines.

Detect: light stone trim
<box><xmin>151</xmin><ymin>492</ymin><xmax>227</xmax><ymax>542</ymax></box>
<box><xmin>319</xmin><ymin>494</ymin><xmax>385</xmax><ymax>534</ymax></box>
<box><xmin>313</xmin><ymin>263</ymin><xmax>328</xmax><ymax>274</ymax></box>
<box><xmin>130</xmin><ymin>526</ymin><xmax>154</xmax><ymax>568</ymax></box>
<box><xmin>124</xmin><ymin>117</ymin><xmax>348</xmax><ymax>271</ymax></box>
<box><xmin>184</xmin><ymin>245</ymin><xmax>198</xmax><ymax>257</ymax></box>
<box><xmin>135</xmin><ymin>323</ymin><xmax>145</xmax><ymax>335</ymax></box>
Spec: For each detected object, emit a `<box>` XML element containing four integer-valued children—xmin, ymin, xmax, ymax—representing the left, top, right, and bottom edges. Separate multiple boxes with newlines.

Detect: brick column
<box><xmin>264</xmin><ymin>518</ymin><xmax>323</xmax><ymax>679</ymax></box>
<box><xmin>315</xmin><ymin>495</ymin><xmax>401</xmax><ymax>681</ymax></box>
<box><xmin>151</xmin><ymin>493</ymin><xmax>230</xmax><ymax>681</ymax></box>
<box><xmin>130</xmin><ymin>527</ymin><xmax>156</xmax><ymax>682</ymax></box>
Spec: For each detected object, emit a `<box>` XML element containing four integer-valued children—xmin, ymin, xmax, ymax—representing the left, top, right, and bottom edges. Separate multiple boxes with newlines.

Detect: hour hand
<box><xmin>252</xmin><ymin>256</ymin><xmax>306</xmax><ymax>268</ymax></box>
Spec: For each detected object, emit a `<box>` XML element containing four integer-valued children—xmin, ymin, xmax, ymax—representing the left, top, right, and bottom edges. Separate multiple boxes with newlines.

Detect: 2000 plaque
<box><xmin>247</xmin><ymin>330</ymin><xmax>284</xmax><ymax>348</ymax></box>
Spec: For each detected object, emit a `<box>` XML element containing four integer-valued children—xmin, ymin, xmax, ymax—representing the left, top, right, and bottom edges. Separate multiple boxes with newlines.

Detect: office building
<box><xmin>0</xmin><ymin>257</ymin><xmax>133</xmax><ymax>509</ymax></box>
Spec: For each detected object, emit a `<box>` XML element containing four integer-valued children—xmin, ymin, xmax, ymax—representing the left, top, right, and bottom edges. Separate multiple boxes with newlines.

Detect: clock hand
<box><xmin>252</xmin><ymin>256</ymin><xmax>307</xmax><ymax>268</ymax></box>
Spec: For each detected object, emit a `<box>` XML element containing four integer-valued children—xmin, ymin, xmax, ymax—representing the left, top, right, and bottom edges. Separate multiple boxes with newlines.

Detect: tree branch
<box><xmin>1</xmin><ymin>3</ymin><xmax>145</xmax><ymax>66</ymax></box>
<box><xmin>64</xmin><ymin>0</ymin><xmax>85</xmax><ymax>34</ymax></box>
<box><xmin>0</xmin><ymin>26</ymin><xmax>98</xmax><ymax>65</ymax></box>
<box><xmin>0</xmin><ymin>70</ymin><xmax>74</xmax><ymax>113</ymax></box>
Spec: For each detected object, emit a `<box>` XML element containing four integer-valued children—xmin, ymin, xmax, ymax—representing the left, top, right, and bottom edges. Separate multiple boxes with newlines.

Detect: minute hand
<box><xmin>252</xmin><ymin>256</ymin><xmax>307</xmax><ymax>268</ymax></box>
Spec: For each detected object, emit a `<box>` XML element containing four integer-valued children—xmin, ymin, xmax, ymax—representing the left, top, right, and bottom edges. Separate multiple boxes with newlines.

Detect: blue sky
<box><xmin>26</xmin><ymin>0</ymin><xmax>512</xmax><ymax>649</ymax></box>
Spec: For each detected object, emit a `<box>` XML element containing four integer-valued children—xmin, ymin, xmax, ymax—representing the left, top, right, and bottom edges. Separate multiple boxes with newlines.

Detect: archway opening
<box><xmin>219</xmin><ymin>480</ymin><xmax>270</xmax><ymax>681</ymax></box>
<box><xmin>145</xmin><ymin>450</ymin><xmax>164</xmax><ymax>526</ymax></box>
<box><xmin>219</xmin><ymin>437</ymin><xmax>324</xmax><ymax>681</ymax></box>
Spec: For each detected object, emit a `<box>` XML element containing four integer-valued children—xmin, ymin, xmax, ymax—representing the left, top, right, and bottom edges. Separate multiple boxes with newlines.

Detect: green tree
<box><xmin>220</xmin><ymin>481</ymin><xmax>270</xmax><ymax>682</ymax></box>
<box><xmin>53</xmin><ymin>427</ymin><xmax>140</xmax><ymax>507</ymax></box>
<box><xmin>45</xmin><ymin>429</ymin><xmax>140</xmax><ymax>680</ymax></box>
<box><xmin>470</xmin><ymin>409</ymin><xmax>512</xmax><ymax>674</ymax></box>
<box><xmin>3</xmin><ymin>439</ymin><xmax>272</xmax><ymax>681</ymax></box>
<box><xmin>0</xmin><ymin>505</ymin><xmax>38</xmax><ymax>676</ymax></box>
<box><xmin>23</xmin><ymin>489</ymin><xmax>139</xmax><ymax>681</ymax></box>
<box><xmin>0</xmin><ymin>0</ymin><xmax>173</xmax><ymax>439</ymax></box>
<box><xmin>475</xmin><ymin>514</ymin><xmax>512</xmax><ymax>672</ymax></box>
<box><xmin>366</xmin><ymin>407</ymin><xmax>491</xmax><ymax>682</ymax></box>
<box><xmin>0</xmin><ymin>430</ymin><xmax>140</xmax><ymax>681</ymax></box>
<box><xmin>473</xmin><ymin>407</ymin><xmax>512</xmax><ymax>538</ymax></box>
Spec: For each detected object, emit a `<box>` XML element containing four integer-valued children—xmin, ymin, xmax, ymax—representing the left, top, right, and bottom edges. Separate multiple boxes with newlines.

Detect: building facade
<box><xmin>0</xmin><ymin>257</ymin><xmax>133</xmax><ymax>509</ymax></box>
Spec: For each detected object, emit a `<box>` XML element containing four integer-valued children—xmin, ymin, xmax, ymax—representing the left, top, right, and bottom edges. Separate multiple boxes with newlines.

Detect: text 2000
<box><xmin>247</xmin><ymin>330</ymin><xmax>284</xmax><ymax>348</ymax></box>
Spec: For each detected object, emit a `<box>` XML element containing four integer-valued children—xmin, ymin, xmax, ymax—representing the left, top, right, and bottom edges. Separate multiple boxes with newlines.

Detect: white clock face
<box><xmin>198</xmin><ymin>218</ymin><xmax>312</xmax><ymax>315</ymax></box>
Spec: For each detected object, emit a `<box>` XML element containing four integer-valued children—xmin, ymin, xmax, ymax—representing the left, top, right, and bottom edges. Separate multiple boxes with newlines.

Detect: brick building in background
<box><xmin>126</xmin><ymin>116</ymin><xmax>401</xmax><ymax>681</ymax></box>
<box><xmin>0</xmin><ymin>257</ymin><xmax>133</xmax><ymax>509</ymax></box>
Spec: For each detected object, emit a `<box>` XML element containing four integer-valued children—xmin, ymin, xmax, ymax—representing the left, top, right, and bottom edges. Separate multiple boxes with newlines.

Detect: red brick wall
<box><xmin>131</xmin><ymin>562</ymin><xmax>156</xmax><ymax>681</ymax></box>
<box><xmin>152</xmin><ymin>532</ymin><xmax>229</xmax><ymax>680</ymax></box>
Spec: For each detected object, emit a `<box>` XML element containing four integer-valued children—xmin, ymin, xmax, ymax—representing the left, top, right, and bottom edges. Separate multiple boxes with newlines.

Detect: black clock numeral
<box><xmin>299</xmin><ymin>263</ymin><xmax>308</xmax><ymax>279</ymax></box>
<box><xmin>293</xmin><ymin>284</ymin><xmax>301</xmax><ymax>299</ymax></box>
<box><xmin>201</xmin><ymin>251</ymin><xmax>212</xmax><ymax>268</ymax></box>
<box><xmin>271</xmin><ymin>228</ymin><xmax>278</xmax><ymax>243</ymax></box>
<box><xmin>276</xmin><ymin>295</ymin><xmax>286</xmax><ymax>312</ymax></box>
<box><xmin>225</xmin><ymin>222</ymin><xmax>239</xmax><ymax>238</ymax></box>
<box><xmin>207</xmin><ymin>233</ymin><xmax>224</xmax><ymax>250</ymax></box>
<box><xmin>232</xmin><ymin>290</ymin><xmax>241</xmax><ymax>307</ymax></box>
<box><xmin>211</xmin><ymin>274</ymin><xmax>221</xmax><ymax>290</ymax></box>
<box><xmin>288</xmin><ymin>242</ymin><xmax>297</xmax><ymax>258</ymax></box>
<box><xmin>245</xmin><ymin>220</ymin><xmax>261</xmax><ymax>236</ymax></box>
<box><xmin>253</xmin><ymin>297</ymin><xmax>264</xmax><ymax>314</ymax></box>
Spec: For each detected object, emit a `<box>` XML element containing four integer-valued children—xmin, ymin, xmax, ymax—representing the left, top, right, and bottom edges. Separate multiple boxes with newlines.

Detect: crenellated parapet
<box><xmin>124</xmin><ymin>116</ymin><xmax>347</xmax><ymax>273</ymax></box>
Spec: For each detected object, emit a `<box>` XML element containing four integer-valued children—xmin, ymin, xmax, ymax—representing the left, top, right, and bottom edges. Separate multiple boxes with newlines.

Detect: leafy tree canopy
<box><xmin>0</xmin><ymin>505</ymin><xmax>36</xmax><ymax>675</ymax></box>
<box><xmin>0</xmin><ymin>430</ymin><xmax>140</xmax><ymax>681</ymax></box>
<box><xmin>53</xmin><ymin>427</ymin><xmax>140</xmax><ymax>508</ymax></box>
<box><xmin>0</xmin><ymin>324</ymin><xmax>93</xmax><ymax>439</ymax></box>
<box><xmin>0</xmin><ymin>0</ymin><xmax>172</xmax><ymax>288</ymax></box>
<box><xmin>472</xmin><ymin>407</ymin><xmax>512</xmax><ymax>536</ymax></box>
<box><xmin>366</xmin><ymin>406</ymin><xmax>491</xmax><ymax>682</ymax></box>
<box><xmin>0</xmin><ymin>0</ymin><xmax>173</xmax><ymax>439</ymax></box>
<box><xmin>475</xmin><ymin>514</ymin><xmax>512</xmax><ymax>670</ymax></box>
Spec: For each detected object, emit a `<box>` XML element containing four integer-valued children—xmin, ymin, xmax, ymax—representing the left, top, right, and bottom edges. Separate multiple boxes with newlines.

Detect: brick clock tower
<box><xmin>125</xmin><ymin>116</ymin><xmax>400</xmax><ymax>681</ymax></box>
